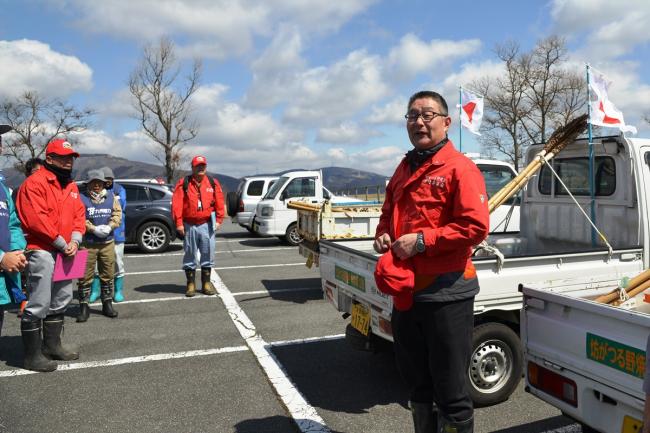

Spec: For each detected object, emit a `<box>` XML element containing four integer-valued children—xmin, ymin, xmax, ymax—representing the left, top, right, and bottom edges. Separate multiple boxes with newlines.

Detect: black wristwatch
<box><xmin>415</xmin><ymin>231</ymin><xmax>425</xmax><ymax>253</ymax></box>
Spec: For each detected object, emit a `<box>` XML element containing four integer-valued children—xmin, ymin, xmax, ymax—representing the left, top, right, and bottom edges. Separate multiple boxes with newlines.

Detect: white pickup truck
<box><xmin>315</xmin><ymin>134</ymin><xmax>649</xmax><ymax>407</ymax></box>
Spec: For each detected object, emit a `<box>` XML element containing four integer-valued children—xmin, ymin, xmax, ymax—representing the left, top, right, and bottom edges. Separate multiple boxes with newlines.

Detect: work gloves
<box><xmin>92</xmin><ymin>225</ymin><xmax>112</xmax><ymax>239</ymax></box>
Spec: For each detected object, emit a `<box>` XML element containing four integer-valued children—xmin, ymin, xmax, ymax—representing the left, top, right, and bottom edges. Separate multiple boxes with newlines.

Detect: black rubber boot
<box><xmin>42</xmin><ymin>314</ymin><xmax>79</xmax><ymax>361</ymax></box>
<box><xmin>439</xmin><ymin>414</ymin><xmax>473</xmax><ymax>433</ymax></box>
<box><xmin>21</xmin><ymin>320</ymin><xmax>57</xmax><ymax>372</ymax></box>
<box><xmin>101</xmin><ymin>299</ymin><xmax>118</xmax><ymax>318</ymax></box>
<box><xmin>185</xmin><ymin>269</ymin><xmax>196</xmax><ymax>297</ymax></box>
<box><xmin>410</xmin><ymin>401</ymin><xmax>437</xmax><ymax>433</ymax></box>
<box><xmin>201</xmin><ymin>267</ymin><xmax>216</xmax><ymax>295</ymax></box>
<box><xmin>77</xmin><ymin>303</ymin><xmax>90</xmax><ymax>323</ymax></box>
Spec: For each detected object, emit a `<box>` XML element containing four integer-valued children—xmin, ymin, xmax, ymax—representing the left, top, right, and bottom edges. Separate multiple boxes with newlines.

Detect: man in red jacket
<box><xmin>16</xmin><ymin>138</ymin><xmax>86</xmax><ymax>372</ymax></box>
<box><xmin>373</xmin><ymin>91</ymin><xmax>489</xmax><ymax>433</ymax></box>
<box><xmin>172</xmin><ymin>155</ymin><xmax>225</xmax><ymax>297</ymax></box>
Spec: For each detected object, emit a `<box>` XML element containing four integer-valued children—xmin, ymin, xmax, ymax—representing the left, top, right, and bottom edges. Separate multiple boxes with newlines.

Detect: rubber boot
<box><xmin>185</xmin><ymin>269</ymin><xmax>196</xmax><ymax>297</ymax></box>
<box><xmin>201</xmin><ymin>268</ymin><xmax>216</xmax><ymax>295</ymax></box>
<box><xmin>101</xmin><ymin>299</ymin><xmax>118</xmax><ymax>318</ymax></box>
<box><xmin>21</xmin><ymin>320</ymin><xmax>57</xmax><ymax>372</ymax></box>
<box><xmin>77</xmin><ymin>303</ymin><xmax>90</xmax><ymax>323</ymax></box>
<box><xmin>89</xmin><ymin>275</ymin><xmax>101</xmax><ymax>303</ymax></box>
<box><xmin>439</xmin><ymin>414</ymin><xmax>473</xmax><ymax>433</ymax></box>
<box><xmin>113</xmin><ymin>276</ymin><xmax>125</xmax><ymax>303</ymax></box>
<box><xmin>410</xmin><ymin>401</ymin><xmax>437</xmax><ymax>433</ymax></box>
<box><xmin>42</xmin><ymin>314</ymin><xmax>79</xmax><ymax>361</ymax></box>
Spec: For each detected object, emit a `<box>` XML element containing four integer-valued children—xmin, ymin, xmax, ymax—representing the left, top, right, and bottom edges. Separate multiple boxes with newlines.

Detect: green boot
<box><xmin>114</xmin><ymin>276</ymin><xmax>125</xmax><ymax>302</ymax></box>
<box><xmin>89</xmin><ymin>276</ymin><xmax>101</xmax><ymax>303</ymax></box>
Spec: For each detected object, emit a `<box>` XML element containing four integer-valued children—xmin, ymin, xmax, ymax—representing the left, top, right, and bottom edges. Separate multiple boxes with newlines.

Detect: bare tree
<box><xmin>129</xmin><ymin>37</ymin><xmax>202</xmax><ymax>183</ymax></box>
<box><xmin>472</xmin><ymin>36</ymin><xmax>587</xmax><ymax>169</ymax></box>
<box><xmin>0</xmin><ymin>91</ymin><xmax>94</xmax><ymax>174</ymax></box>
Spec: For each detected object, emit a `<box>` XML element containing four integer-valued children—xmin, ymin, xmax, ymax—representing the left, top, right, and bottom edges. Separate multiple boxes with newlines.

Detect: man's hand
<box><xmin>373</xmin><ymin>233</ymin><xmax>392</xmax><ymax>254</ymax></box>
<box><xmin>0</xmin><ymin>250</ymin><xmax>27</xmax><ymax>272</ymax></box>
<box><xmin>63</xmin><ymin>241</ymin><xmax>78</xmax><ymax>257</ymax></box>
<box><xmin>392</xmin><ymin>233</ymin><xmax>419</xmax><ymax>260</ymax></box>
<box><xmin>176</xmin><ymin>225</ymin><xmax>185</xmax><ymax>237</ymax></box>
<box><xmin>215</xmin><ymin>222</ymin><xmax>221</xmax><ymax>231</ymax></box>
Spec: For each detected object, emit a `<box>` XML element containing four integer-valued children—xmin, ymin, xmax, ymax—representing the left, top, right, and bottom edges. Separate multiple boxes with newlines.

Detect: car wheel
<box><xmin>283</xmin><ymin>223</ymin><xmax>302</xmax><ymax>246</ymax></box>
<box><xmin>137</xmin><ymin>221</ymin><xmax>171</xmax><ymax>253</ymax></box>
<box><xmin>226</xmin><ymin>192</ymin><xmax>239</xmax><ymax>217</ymax></box>
<box><xmin>468</xmin><ymin>322</ymin><xmax>522</xmax><ymax>407</ymax></box>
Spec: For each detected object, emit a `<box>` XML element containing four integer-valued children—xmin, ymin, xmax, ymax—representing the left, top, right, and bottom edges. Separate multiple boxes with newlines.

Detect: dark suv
<box><xmin>119</xmin><ymin>181</ymin><xmax>176</xmax><ymax>253</ymax></box>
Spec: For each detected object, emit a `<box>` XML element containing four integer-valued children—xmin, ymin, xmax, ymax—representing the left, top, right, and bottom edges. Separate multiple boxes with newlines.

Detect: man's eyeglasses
<box><xmin>405</xmin><ymin>111</ymin><xmax>447</xmax><ymax>123</ymax></box>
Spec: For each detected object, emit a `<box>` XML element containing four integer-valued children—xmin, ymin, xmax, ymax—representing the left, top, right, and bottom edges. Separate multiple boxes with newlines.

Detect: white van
<box><xmin>253</xmin><ymin>170</ymin><xmax>361</xmax><ymax>245</ymax></box>
<box><xmin>227</xmin><ymin>176</ymin><xmax>278</xmax><ymax>232</ymax></box>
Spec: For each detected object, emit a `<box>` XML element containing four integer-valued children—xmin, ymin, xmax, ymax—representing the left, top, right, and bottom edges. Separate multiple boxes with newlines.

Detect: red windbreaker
<box><xmin>16</xmin><ymin>168</ymin><xmax>86</xmax><ymax>251</ymax></box>
<box><xmin>375</xmin><ymin>141</ymin><xmax>489</xmax><ymax>275</ymax></box>
<box><xmin>172</xmin><ymin>175</ymin><xmax>225</xmax><ymax>227</ymax></box>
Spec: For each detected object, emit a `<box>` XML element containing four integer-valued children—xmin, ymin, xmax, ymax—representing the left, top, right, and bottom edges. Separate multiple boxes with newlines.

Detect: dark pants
<box><xmin>0</xmin><ymin>308</ymin><xmax>4</xmax><ymax>337</ymax></box>
<box><xmin>392</xmin><ymin>297</ymin><xmax>474</xmax><ymax>422</ymax></box>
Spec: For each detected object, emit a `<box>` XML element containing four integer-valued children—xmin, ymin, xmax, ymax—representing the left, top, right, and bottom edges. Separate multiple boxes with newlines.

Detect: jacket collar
<box><xmin>402</xmin><ymin>140</ymin><xmax>458</xmax><ymax>189</ymax></box>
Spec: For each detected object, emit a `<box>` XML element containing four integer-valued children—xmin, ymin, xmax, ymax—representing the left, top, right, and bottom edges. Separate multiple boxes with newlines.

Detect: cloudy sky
<box><xmin>1</xmin><ymin>0</ymin><xmax>649</xmax><ymax>177</ymax></box>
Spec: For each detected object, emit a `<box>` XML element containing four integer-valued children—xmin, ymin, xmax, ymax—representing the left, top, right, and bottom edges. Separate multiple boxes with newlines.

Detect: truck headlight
<box><xmin>260</xmin><ymin>206</ymin><xmax>274</xmax><ymax>217</ymax></box>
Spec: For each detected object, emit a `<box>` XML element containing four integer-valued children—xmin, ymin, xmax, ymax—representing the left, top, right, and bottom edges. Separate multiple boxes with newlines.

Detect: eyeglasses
<box><xmin>405</xmin><ymin>111</ymin><xmax>447</xmax><ymax>123</ymax></box>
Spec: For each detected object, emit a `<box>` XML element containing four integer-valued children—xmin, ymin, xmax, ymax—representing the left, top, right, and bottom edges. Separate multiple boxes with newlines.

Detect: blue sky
<box><xmin>1</xmin><ymin>0</ymin><xmax>648</xmax><ymax>177</ymax></box>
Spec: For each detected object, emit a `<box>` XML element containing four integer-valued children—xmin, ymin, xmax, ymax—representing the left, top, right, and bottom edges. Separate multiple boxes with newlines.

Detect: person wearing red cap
<box><xmin>373</xmin><ymin>91</ymin><xmax>489</xmax><ymax>433</ymax></box>
<box><xmin>171</xmin><ymin>155</ymin><xmax>225</xmax><ymax>297</ymax></box>
<box><xmin>15</xmin><ymin>138</ymin><xmax>86</xmax><ymax>372</ymax></box>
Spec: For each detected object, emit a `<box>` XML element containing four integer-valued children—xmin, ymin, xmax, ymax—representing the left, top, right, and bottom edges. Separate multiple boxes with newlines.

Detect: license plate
<box><xmin>621</xmin><ymin>415</ymin><xmax>642</xmax><ymax>433</ymax></box>
<box><xmin>350</xmin><ymin>303</ymin><xmax>370</xmax><ymax>336</ymax></box>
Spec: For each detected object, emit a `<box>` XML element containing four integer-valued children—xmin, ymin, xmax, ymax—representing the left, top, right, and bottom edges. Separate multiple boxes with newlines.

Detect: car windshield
<box><xmin>263</xmin><ymin>176</ymin><xmax>289</xmax><ymax>200</ymax></box>
<box><xmin>477</xmin><ymin>164</ymin><xmax>516</xmax><ymax>198</ymax></box>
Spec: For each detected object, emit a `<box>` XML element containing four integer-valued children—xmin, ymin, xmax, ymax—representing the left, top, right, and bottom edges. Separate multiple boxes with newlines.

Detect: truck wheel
<box><xmin>468</xmin><ymin>322</ymin><xmax>522</xmax><ymax>407</ymax></box>
<box><xmin>283</xmin><ymin>223</ymin><xmax>303</xmax><ymax>246</ymax></box>
<box><xmin>137</xmin><ymin>221</ymin><xmax>171</xmax><ymax>253</ymax></box>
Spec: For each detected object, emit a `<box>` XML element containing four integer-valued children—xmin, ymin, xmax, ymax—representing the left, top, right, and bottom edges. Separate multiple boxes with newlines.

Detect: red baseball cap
<box><xmin>192</xmin><ymin>155</ymin><xmax>207</xmax><ymax>167</ymax></box>
<box><xmin>46</xmin><ymin>139</ymin><xmax>79</xmax><ymax>157</ymax></box>
<box><xmin>374</xmin><ymin>249</ymin><xmax>415</xmax><ymax>311</ymax></box>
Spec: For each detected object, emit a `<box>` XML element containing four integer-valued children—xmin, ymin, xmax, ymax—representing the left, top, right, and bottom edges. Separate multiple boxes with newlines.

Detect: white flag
<box><xmin>460</xmin><ymin>89</ymin><xmax>483</xmax><ymax>135</ymax></box>
<box><xmin>588</xmin><ymin>69</ymin><xmax>636</xmax><ymax>134</ymax></box>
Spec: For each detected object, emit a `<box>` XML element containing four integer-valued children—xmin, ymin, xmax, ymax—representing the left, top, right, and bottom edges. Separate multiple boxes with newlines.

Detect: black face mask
<box><xmin>405</xmin><ymin>137</ymin><xmax>448</xmax><ymax>172</ymax></box>
<box><xmin>44</xmin><ymin>161</ymin><xmax>73</xmax><ymax>186</ymax></box>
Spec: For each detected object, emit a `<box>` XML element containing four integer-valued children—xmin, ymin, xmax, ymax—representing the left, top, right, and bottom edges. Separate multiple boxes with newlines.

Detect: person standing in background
<box><xmin>100</xmin><ymin>166</ymin><xmax>127</xmax><ymax>302</ymax></box>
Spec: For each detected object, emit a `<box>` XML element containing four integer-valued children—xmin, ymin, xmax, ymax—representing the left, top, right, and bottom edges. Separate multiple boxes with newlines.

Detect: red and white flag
<box><xmin>588</xmin><ymin>69</ymin><xmax>637</xmax><ymax>134</ymax></box>
<box><xmin>460</xmin><ymin>89</ymin><xmax>483</xmax><ymax>135</ymax></box>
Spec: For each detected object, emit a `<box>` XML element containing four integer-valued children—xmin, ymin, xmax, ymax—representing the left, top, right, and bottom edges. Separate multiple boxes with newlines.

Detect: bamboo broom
<box><xmin>594</xmin><ymin>269</ymin><xmax>650</xmax><ymax>304</ymax></box>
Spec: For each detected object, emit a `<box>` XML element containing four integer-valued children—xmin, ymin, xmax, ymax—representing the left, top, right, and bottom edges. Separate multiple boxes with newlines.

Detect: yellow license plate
<box><xmin>622</xmin><ymin>415</ymin><xmax>642</xmax><ymax>433</ymax></box>
<box><xmin>350</xmin><ymin>303</ymin><xmax>370</xmax><ymax>336</ymax></box>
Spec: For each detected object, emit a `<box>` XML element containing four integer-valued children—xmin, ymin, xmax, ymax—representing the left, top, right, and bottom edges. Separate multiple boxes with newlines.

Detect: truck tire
<box><xmin>226</xmin><ymin>191</ymin><xmax>239</xmax><ymax>217</ymax></box>
<box><xmin>283</xmin><ymin>223</ymin><xmax>303</xmax><ymax>246</ymax></box>
<box><xmin>468</xmin><ymin>322</ymin><xmax>522</xmax><ymax>407</ymax></box>
<box><xmin>137</xmin><ymin>221</ymin><xmax>171</xmax><ymax>254</ymax></box>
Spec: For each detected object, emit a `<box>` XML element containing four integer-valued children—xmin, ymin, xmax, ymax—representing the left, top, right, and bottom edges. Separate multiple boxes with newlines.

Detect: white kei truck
<box><xmin>302</xmin><ymin>134</ymin><xmax>650</xmax><ymax>407</ymax></box>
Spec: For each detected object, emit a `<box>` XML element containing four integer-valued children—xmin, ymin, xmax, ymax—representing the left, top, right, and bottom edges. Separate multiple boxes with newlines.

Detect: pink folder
<box><xmin>52</xmin><ymin>249</ymin><xmax>89</xmax><ymax>282</ymax></box>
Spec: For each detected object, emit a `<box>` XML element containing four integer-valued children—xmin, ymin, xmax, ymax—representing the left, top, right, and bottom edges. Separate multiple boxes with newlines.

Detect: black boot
<box><xmin>101</xmin><ymin>299</ymin><xmax>118</xmax><ymax>318</ymax></box>
<box><xmin>439</xmin><ymin>414</ymin><xmax>473</xmax><ymax>433</ymax></box>
<box><xmin>21</xmin><ymin>320</ymin><xmax>57</xmax><ymax>372</ymax></box>
<box><xmin>77</xmin><ymin>303</ymin><xmax>90</xmax><ymax>323</ymax></box>
<box><xmin>42</xmin><ymin>314</ymin><xmax>79</xmax><ymax>361</ymax></box>
<box><xmin>410</xmin><ymin>401</ymin><xmax>437</xmax><ymax>433</ymax></box>
<box><xmin>185</xmin><ymin>269</ymin><xmax>196</xmax><ymax>297</ymax></box>
<box><xmin>201</xmin><ymin>267</ymin><xmax>216</xmax><ymax>295</ymax></box>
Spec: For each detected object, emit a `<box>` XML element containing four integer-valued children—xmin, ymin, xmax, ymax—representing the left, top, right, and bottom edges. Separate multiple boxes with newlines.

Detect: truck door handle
<box><xmin>135</xmin><ymin>205</ymin><xmax>147</xmax><ymax>210</ymax></box>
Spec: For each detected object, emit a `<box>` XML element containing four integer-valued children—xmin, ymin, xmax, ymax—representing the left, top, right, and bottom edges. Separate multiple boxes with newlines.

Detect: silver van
<box><xmin>227</xmin><ymin>176</ymin><xmax>278</xmax><ymax>232</ymax></box>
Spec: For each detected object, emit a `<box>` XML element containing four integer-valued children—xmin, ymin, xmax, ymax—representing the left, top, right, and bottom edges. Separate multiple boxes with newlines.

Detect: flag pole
<box><xmin>586</xmin><ymin>63</ymin><xmax>596</xmax><ymax>246</ymax></box>
<box><xmin>458</xmin><ymin>86</ymin><xmax>463</xmax><ymax>152</ymax></box>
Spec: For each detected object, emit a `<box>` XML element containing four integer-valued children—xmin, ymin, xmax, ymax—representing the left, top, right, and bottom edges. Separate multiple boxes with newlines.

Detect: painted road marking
<box><xmin>212</xmin><ymin>271</ymin><xmax>331</xmax><ymax>433</ymax></box>
<box><xmin>126</xmin><ymin>262</ymin><xmax>305</xmax><ymax>276</ymax></box>
<box><xmin>128</xmin><ymin>246</ymin><xmax>296</xmax><ymax>258</ymax></box>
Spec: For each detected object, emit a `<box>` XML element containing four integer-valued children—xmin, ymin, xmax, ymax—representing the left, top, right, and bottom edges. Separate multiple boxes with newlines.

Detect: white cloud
<box><xmin>386</xmin><ymin>34</ymin><xmax>482</xmax><ymax>80</ymax></box>
<box><xmin>0</xmin><ymin>39</ymin><xmax>93</xmax><ymax>99</ymax></box>
<box><xmin>366</xmin><ymin>98</ymin><xmax>408</xmax><ymax>125</ymax></box>
<box><xmin>316</xmin><ymin>122</ymin><xmax>382</xmax><ymax>144</ymax></box>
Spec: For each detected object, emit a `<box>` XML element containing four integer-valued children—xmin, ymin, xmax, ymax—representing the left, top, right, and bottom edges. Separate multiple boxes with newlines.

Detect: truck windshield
<box><xmin>263</xmin><ymin>176</ymin><xmax>289</xmax><ymax>200</ymax></box>
<box><xmin>478</xmin><ymin>164</ymin><xmax>516</xmax><ymax>199</ymax></box>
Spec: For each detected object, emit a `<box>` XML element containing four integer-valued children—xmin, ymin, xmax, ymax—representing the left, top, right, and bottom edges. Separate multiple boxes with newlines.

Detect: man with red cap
<box><xmin>16</xmin><ymin>138</ymin><xmax>86</xmax><ymax>372</ymax></box>
<box><xmin>171</xmin><ymin>155</ymin><xmax>225</xmax><ymax>297</ymax></box>
<box><xmin>373</xmin><ymin>91</ymin><xmax>489</xmax><ymax>433</ymax></box>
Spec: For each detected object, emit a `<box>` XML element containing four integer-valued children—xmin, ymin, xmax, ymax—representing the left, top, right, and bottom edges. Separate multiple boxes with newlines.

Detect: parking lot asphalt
<box><xmin>0</xmin><ymin>221</ymin><xmax>586</xmax><ymax>433</ymax></box>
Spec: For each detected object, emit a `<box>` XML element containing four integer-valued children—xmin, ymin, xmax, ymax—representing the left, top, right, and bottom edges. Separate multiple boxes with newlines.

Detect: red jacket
<box><xmin>375</xmin><ymin>141</ymin><xmax>489</xmax><ymax>275</ymax></box>
<box><xmin>16</xmin><ymin>168</ymin><xmax>86</xmax><ymax>251</ymax></box>
<box><xmin>172</xmin><ymin>175</ymin><xmax>225</xmax><ymax>227</ymax></box>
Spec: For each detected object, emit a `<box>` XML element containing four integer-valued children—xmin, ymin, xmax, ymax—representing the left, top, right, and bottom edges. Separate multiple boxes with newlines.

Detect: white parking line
<box><xmin>128</xmin><ymin>247</ymin><xmax>296</xmax><ymax>258</ymax></box>
<box><xmin>0</xmin><ymin>346</ymin><xmax>248</xmax><ymax>378</ymax></box>
<box><xmin>233</xmin><ymin>287</ymin><xmax>321</xmax><ymax>297</ymax></box>
<box><xmin>126</xmin><ymin>262</ymin><xmax>306</xmax><ymax>276</ymax></box>
<box><xmin>269</xmin><ymin>334</ymin><xmax>345</xmax><ymax>347</ymax></box>
<box><xmin>212</xmin><ymin>271</ymin><xmax>331</xmax><ymax>433</ymax></box>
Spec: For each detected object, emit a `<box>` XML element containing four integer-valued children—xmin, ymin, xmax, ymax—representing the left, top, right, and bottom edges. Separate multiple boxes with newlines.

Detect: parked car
<box><xmin>227</xmin><ymin>176</ymin><xmax>278</xmax><ymax>232</ymax></box>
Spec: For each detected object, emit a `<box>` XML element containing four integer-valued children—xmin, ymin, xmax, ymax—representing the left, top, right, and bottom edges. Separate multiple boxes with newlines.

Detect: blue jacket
<box><xmin>108</xmin><ymin>182</ymin><xmax>126</xmax><ymax>243</ymax></box>
<box><xmin>0</xmin><ymin>183</ymin><xmax>27</xmax><ymax>306</ymax></box>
